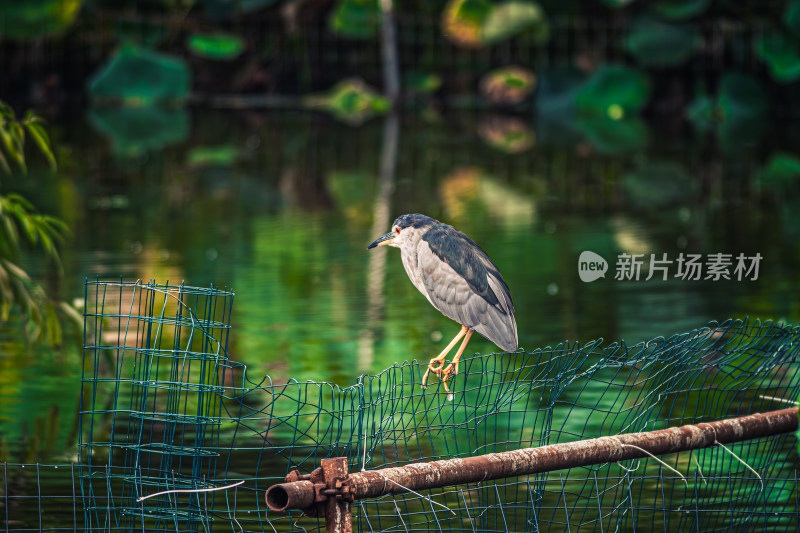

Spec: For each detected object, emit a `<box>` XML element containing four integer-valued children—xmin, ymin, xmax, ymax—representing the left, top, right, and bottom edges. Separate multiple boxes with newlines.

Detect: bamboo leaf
<box><xmin>0</xmin><ymin>126</ymin><xmax>25</xmax><ymax>171</ymax></box>
<box><xmin>10</xmin><ymin>122</ymin><xmax>25</xmax><ymax>153</ymax></box>
<box><xmin>0</xmin><ymin>147</ymin><xmax>10</xmax><ymax>174</ymax></box>
<box><xmin>2</xmin><ymin>258</ymin><xmax>32</xmax><ymax>282</ymax></box>
<box><xmin>41</xmin><ymin>215</ymin><xmax>69</xmax><ymax>237</ymax></box>
<box><xmin>25</xmin><ymin>120</ymin><xmax>57</xmax><ymax>171</ymax></box>
<box><xmin>15</xmin><ymin>208</ymin><xmax>38</xmax><ymax>245</ymax></box>
<box><xmin>2</xmin><ymin>210</ymin><xmax>20</xmax><ymax>254</ymax></box>
<box><xmin>7</xmin><ymin>193</ymin><xmax>35</xmax><ymax>210</ymax></box>
<box><xmin>0</xmin><ymin>263</ymin><xmax>12</xmax><ymax>306</ymax></box>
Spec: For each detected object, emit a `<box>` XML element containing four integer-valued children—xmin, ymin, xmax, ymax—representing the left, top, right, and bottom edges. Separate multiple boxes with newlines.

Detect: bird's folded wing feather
<box><xmin>417</xmin><ymin>225</ymin><xmax>515</xmax><ymax>324</ymax></box>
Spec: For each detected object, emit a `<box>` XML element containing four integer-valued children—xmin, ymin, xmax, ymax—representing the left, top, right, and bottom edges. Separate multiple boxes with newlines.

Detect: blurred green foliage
<box><xmin>758</xmin><ymin>152</ymin><xmax>800</xmax><ymax>190</ymax></box>
<box><xmin>625</xmin><ymin>17</ymin><xmax>699</xmax><ymax>68</ymax></box>
<box><xmin>304</xmin><ymin>78</ymin><xmax>391</xmax><ymax>124</ymax></box>
<box><xmin>404</xmin><ymin>72</ymin><xmax>443</xmax><ymax>94</ymax></box>
<box><xmin>186</xmin><ymin>32</ymin><xmax>246</xmax><ymax>59</ymax></box>
<box><xmin>87</xmin><ymin>45</ymin><xmax>190</xmax><ymax>155</ymax></box>
<box><xmin>0</xmin><ymin>101</ymin><xmax>79</xmax><ymax>348</ymax></box>
<box><xmin>202</xmin><ymin>0</ymin><xmax>279</xmax><ymax>18</ymax></box>
<box><xmin>574</xmin><ymin>114</ymin><xmax>649</xmax><ymax>154</ymax></box>
<box><xmin>89</xmin><ymin>45</ymin><xmax>191</xmax><ymax>105</ymax></box>
<box><xmin>575</xmin><ymin>65</ymin><xmax>651</xmax><ymax>119</ymax></box>
<box><xmin>687</xmin><ymin>71</ymin><xmax>768</xmax><ymax>149</ymax></box>
<box><xmin>785</xmin><ymin>0</ymin><xmax>800</xmax><ymax>35</ymax></box>
<box><xmin>480</xmin><ymin>66</ymin><xmax>537</xmax><ymax>105</ymax></box>
<box><xmin>442</xmin><ymin>0</ymin><xmax>547</xmax><ymax>47</ymax></box>
<box><xmin>482</xmin><ymin>1</ymin><xmax>549</xmax><ymax>45</ymax></box>
<box><xmin>329</xmin><ymin>0</ymin><xmax>380</xmax><ymax>39</ymax></box>
<box><xmin>0</xmin><ymin>103</ymin><xmax>56</xmax><ymax>175</ymax></box>
<box><xmin>187</xmin><ymin>144</ymin><xmax>240</xmax><ymax>167</ymax></box>
<box><xmin>89</xmin><ymin>106</ymin><xmax>189</xmax><ymax>156</ymax></box>
<box><xmin>757</xmin><ymin>32</ymin><xmax>800</xmax><ymax>83</ymax></box>
<box><xmin>3</xmin><ymin>0</ymin><xmax>800</xmax><ymax>132</ymax></box>
<box><xmin>0</xmin><ymin>0</ymin><xmax>81</xmax><ymax>41</ymax></box>
<box><xmin>650</xmin><ymin>0</ymin><xmax>711</xmax><ymax>20</ymax></box>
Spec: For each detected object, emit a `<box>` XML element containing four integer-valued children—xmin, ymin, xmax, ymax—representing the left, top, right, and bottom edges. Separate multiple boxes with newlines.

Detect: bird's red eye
<box><xmin>394</xmin><ymin>227</ymin><xmax>400</xmax><ymax>234</ymax></box>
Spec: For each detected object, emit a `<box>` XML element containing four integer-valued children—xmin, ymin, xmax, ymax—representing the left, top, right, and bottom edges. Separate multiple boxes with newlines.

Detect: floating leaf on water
<box><xmin>329</xmin><ymin>0</ymin><xmax>380</xmax><ymax>39</ymax></box>
<box><xmin>756</xmin><ymin>31</ymin><xmax>800</xmax><ymax>83</ymax></box>
<box><xmin>442</xmin><ymin>0</ymin><xmax>493</xmax><ymax>48</ymax></box>
<box><xmin>187</xmin><ymin>32</ymin><xmax>246</xmax><ymax>60</ymax></box>
<box><xmin>439</xmin><ymin>166</ymin><xmax>535</xmax><ymax>226</ymax></box>
<box><xmin>443</xmin><ymin>0</ymin><xmax>546</xmax><ymax>47</ymax></box>
<box><xmin>687</xmin><ymin>74</ymin><xmax>767</xmax><ymax>127</ymax></box>
<box><xmin>0</xmin><ymin>0</ymin><xmax>81</xmax><ymax>41</ymax></box>
<box><xmin>187</xmin><ymin>145</ymin><xmax>240</xmax><ymax>168</ymax></box>
<box><xmin>478</xmin><ymin>115</ymin><xmax>535</xmax><ymax>153</ymax></box>
<box><xmin>88</xmin><ymin>45</ymin><xmax>191</xmax><ymax>106</ymax></box>
<box><xmin>482</xmin><ymin>1</ymin><xmax>548</xmax><ymax>45</ymax></box>
<box><xmin>404</xmin><ymin>72</ymin><xmax>442</xmax><ymax>94</ymax></box>
<box><xmin>480</xmin><ymin>66</ymin><xmax>537</xmax><ymax>105</ymax></box>
<box><xmin>89</xmin><ymin>107</ymin><xmax>188</xmax><ymax>157</ymax></box>
<box><xmin>574</xmin><ymin>65</ymin><xmax>651</xmax><ymax>119</ymax></box>
<box><xmin>573</xmin><ymin>114</ymin><xmax>649</xmax><ymax>154</ymax></box>
<box><xmin>625</xmin><ymin>18</ymin><xmax>699</xmax><ymax>67</ymax></box>
<box><xmin>650</xmin><ymin>0</ymin><xmax>710</xmax><ymax>20</ymax></box>
<box><xmin>686</xmin><ymin>74</ymin><xmax>768</xmax><ymax>150</ymax></box>
<box><xmin>757</xmin><ymin>152</ymin><xmax>800</xmax><ymax>189</ymax></box>
<box><xmin>304</xmin><ymin>78</ymin><xmax>390</xmax><ymax>125</ymax></box>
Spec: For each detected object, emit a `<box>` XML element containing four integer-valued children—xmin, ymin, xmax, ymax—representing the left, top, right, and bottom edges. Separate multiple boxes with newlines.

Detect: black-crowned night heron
<box><xmin>367</xmin><ymin>213</ymin><xmax>517</xmax><ymax>391</ymax></box>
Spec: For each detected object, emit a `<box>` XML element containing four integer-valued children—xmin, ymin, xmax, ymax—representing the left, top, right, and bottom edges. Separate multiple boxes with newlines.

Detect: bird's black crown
<box><xmin>393</xmin><ymin>213</ymin><xmax>436</xmax><ymax>230</ymax></box>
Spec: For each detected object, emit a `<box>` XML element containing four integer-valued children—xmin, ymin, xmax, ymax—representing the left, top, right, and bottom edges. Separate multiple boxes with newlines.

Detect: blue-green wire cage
<box><xmin>71</xmin><ymin>278</ymin><xmax>800</xmax><ymax>532</ymax></box>
<box><xmin>78</xmin><ymin>279</ymin><xmax>235</xmax><ymax>530</ymax></box>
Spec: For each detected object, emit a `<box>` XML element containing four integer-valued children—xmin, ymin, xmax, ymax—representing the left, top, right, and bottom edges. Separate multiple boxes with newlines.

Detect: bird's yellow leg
<box><xmin>421</xmin><ymin>325</ymin><xmax>468</xmax><ymax>389</ymax></box>
<box><xmin>441</xmin><ymin>329</ymin><xmax>474</xmax><ymax>383</ymax></box>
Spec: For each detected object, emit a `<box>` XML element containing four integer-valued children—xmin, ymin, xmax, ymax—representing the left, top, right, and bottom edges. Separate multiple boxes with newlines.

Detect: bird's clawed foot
<box><xmin>440</xmin><ymin>361</ymin><xmax>460</xmax><ymax>382</ymax></box>
<box><xmin>419</xmin><ymin>327</ymin><xmax>474</xmax><ymax>398</ymax></box>
<box><xmin>420</xmin><ymin>357</ymin><xmax>445</xmax><ymax>389</ymax></box>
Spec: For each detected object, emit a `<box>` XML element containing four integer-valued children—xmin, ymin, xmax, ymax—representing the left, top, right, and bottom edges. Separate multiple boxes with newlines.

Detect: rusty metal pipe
<box><xmin>266</xmin><ymin>407</ymin><xmax>797</xmax><ymax>511</ymax></box>
<box><xmin>265</xmin><ymin>480</ymin><xmax>316</xmax><ymax>511</ymax></box>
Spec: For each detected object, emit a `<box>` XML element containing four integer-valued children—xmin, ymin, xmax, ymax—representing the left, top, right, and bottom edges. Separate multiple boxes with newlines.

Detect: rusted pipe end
<box><xmin>265</xmin><ymin>480</ymin><xmax>315</xmax><ymax>511</ymax></box>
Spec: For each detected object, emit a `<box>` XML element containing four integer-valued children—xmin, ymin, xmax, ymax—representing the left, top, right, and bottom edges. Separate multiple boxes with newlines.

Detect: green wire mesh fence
<box><xmin>2</xmin><ymin>279</ymin><xmax>799</xmax><ymax>531</ymax></box>
<box><xmin>78</xmin><ymin>279</ymin><xmax>236</xmax><ymax>530</ymax></box>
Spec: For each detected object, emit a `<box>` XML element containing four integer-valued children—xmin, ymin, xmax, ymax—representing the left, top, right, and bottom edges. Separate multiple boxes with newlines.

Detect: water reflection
<box><xmin>1</xmin><ymin>107</ymin><xmax>799</xmax><ymax>465</ymax></box>
<box><xmin>358</xmin><ymin>113</ymin><xmax>399</xmax><ymax>372</ymax></box>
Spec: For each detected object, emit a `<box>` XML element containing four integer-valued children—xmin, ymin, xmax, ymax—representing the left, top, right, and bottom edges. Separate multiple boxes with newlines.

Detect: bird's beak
<box><xmin>367</xmin><ymin>232</ymin><xmax>395</xmax><ymax>249</ymax></box>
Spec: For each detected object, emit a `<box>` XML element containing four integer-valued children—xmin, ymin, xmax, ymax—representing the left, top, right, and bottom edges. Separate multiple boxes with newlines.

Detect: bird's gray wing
<box><xmin>417</xmin><ymin>225</ymin><xmax>517</xmax><ymax>351</ymax></box>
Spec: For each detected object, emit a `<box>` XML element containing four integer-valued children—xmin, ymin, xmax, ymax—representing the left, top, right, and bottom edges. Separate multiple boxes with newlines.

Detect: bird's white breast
<box><xmin>400</xmin><ymin>239</ymin><xmax>434</xmax><ymax>306</ymax></box>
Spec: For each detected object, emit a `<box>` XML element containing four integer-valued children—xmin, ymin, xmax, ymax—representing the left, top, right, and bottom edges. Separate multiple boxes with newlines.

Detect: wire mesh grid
<box><xmin>78</xmin><ymin>279</ymin><xmax>236</xmax><ymax>531</ymax></box>
<box><xmin>3</xmin><ymin>279</ymin><xmax>800</xmax><ymax>531</ymax></box>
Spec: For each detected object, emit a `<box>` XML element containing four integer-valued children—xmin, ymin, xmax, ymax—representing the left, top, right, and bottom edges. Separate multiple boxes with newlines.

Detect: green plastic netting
<box><xmin>71</xmin><ymin>279</ymin><xmax>799</xmax><ymax>532</ymax></box>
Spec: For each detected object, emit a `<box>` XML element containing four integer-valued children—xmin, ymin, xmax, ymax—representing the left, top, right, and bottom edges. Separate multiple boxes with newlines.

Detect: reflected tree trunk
<box><xmin>379</xmin><ymin>0</ymin><xmax>400</xmax><ymax>103</ymax></box>
<box><xmin>358</xmin><ymin>113</ymin><xmax>399</xmax><ymax>371</ymax></box>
